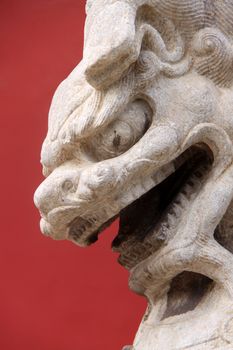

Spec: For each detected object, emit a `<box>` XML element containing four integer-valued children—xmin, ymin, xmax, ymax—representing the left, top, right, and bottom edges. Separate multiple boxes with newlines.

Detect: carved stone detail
<box><xmin>34</xmin><ymin>1</ymin><xmax>233</xmax><ymax>349</ymax></box>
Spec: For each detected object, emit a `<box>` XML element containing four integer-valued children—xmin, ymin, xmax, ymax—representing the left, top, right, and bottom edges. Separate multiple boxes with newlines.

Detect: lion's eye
<box><xmin>86</xmin><ymin>99</ymin><xmax>152</xmax><ymax>161</ymax></box>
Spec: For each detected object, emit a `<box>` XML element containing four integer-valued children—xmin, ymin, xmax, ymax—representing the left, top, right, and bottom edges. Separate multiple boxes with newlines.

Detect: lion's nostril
<box><xmin>61</xmin><ymin>180</ymin><xmax>75</xmax><ymax>192</ymax></box>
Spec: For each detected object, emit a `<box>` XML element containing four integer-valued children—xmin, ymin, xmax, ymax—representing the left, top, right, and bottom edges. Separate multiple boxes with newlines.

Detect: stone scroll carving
<box><xmin>34</xmin><ymin>1</ymin><xmax>233</xmax><ymax>349</ymax></box>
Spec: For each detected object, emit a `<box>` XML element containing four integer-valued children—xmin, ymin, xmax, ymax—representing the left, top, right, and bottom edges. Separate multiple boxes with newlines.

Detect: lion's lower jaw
<box><xmin>132</xmin><ymin>286</ymin><xmax>233</xmax><ymax>350</ymax></box>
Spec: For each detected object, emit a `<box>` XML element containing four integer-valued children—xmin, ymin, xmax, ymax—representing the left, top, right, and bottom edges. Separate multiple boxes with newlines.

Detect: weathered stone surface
<box><xmin>34</xmin><ymin>1</ymin><xmax>233</xmax><ymax>349</ymax></box>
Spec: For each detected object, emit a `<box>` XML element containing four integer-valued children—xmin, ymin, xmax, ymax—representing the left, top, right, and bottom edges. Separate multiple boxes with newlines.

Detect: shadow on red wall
<box><xmin>0</xmin><ymin>1</ymin><xmax>146</xmax><ymax>349</ymax></box>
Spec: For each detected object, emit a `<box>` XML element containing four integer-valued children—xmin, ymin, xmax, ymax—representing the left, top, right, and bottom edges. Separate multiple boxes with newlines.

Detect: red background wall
<box><xmin>0</xmin><ymin>1</ymin><xmax>146</xmax><ymax>349</ymax></box>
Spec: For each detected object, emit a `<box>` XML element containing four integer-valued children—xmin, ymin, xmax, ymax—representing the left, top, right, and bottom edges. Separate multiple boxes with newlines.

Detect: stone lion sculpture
<box><xmin>34</xmin><ymin>1</ymin><xmax>233</xmax><ymax>348</ymax></box>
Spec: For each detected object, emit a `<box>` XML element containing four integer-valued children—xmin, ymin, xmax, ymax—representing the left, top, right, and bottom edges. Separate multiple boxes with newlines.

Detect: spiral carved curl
<box><xmin>192</xmin><ymin>27</ymin><xmax>233</xmax><ymax>88</ymax></box>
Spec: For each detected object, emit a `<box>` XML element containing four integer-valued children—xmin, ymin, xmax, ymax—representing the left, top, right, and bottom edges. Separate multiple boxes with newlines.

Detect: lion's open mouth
<box><xmin>112</xmin><ymin>143</ymin><xmax>213</xmax><ymax>269</ymax></box>
<box><xmin>69</xmin><ymin>143</ymin><xmax>213</xmax><ymax>269</ymax></box>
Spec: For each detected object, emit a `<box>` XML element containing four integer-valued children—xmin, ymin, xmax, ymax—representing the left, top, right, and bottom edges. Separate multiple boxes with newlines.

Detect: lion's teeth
<box><xmin>173</xmin><ymin>203</ymin><xmax>182</xmax><ymax>216</ymax></box>
<box><xmin>110</xmin><ymin>200</ymin><xmax>120</xmax><ymax>212</ymax></box>
<box><xmin>167</xmin><ymin>213</ymin><xmax>176</xmax><ymax>226</ymax></box>
<box><xmin>177</xmin><ymin>193</ymin><xmax>188</xmax><ymax>207</ymax></box>
<box><xmin>141</xmin><ymin>177</ymin><xmax>155</xmax><ymax>192</ymax></box>
<box><xmin>157</xmin><ymin>223</ymin><xmax>169</xmax><ymax>240</ymax></box>
<box><xmin>130</xmin><ymin>183</ymin><xmax>143</xmax><ymax>200</ymax></box>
